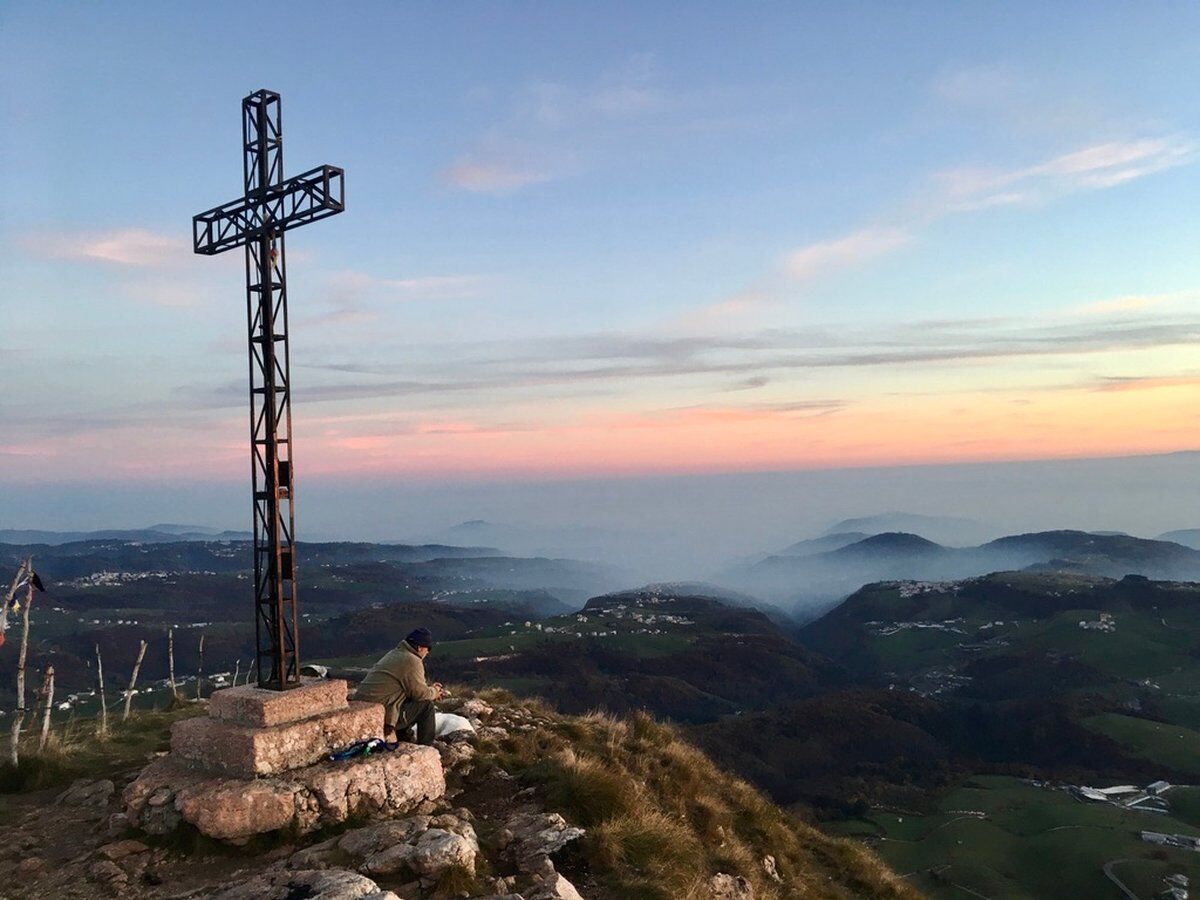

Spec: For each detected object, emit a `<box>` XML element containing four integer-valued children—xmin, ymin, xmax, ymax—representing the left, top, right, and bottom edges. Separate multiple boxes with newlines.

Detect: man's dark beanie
<box><xmin>407</xmin><ymin>627</ymin><xmax>434</xmax><ymax>648</ymax></box>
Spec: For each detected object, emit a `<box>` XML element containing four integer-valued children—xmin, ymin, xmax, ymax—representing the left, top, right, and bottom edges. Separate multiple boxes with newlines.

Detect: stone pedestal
<box><xmin>171</xmin><ymin>678</ymin><xmax>383</xmax><ymax>776</ymax></box>
<box><xmin>210</xmin><ymin>677</ymin><xmax>350</xmax><ymax>727</ymax></box>
<box><xmin>124</xmin><ymin>678</ymin><xmax>446</xmax><ymax>842</ymax></box>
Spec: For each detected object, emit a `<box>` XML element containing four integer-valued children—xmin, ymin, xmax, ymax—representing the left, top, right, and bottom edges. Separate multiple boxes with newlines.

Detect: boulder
<box><xmin>209</xmin><ymin>868</ymin><xmax>399</xmax><ymax>900</ymax></box>
<box><xmin>708</xmin><ymin>873</ymin><xmax>754</xmax><ymax>899</ymax></box>
<box><xmin>14</xmin><ymin>856</ymin><xmax>46</xmax><ymax>880</ymax></box>
<box><xmin>87</xmin><ymin>859</ymin><xmax>128</xmax><ymax>891</ymax></box>
<box><xmin>527</xmin><ymin>871</ymin><xmax>585</xmax><ymax>900</ymax></box>
<box><xmin>291</xmin><ymin>813</ymin><xmax>480</xmax><ymax>882</ymax></box>
<box><xmin>56</xmin><ymin>778</ymin><xmax>115</xmax><ymax>808</ymax></box>
<box><xmin>460</xmin><ymin>698</ymin><xmax>494</xmax><ymax>721</ymax></box>
<box><xmin>762</xmin><ymin>854</ymin><xmax>782</xmax><ymax>883</ymax></box>
<box><xmin>96</xmin><ymin>839</ymin><xmax>149</xmax><ymax>861</ymax></box>
<box><xmin>438</xmin><ymin>739</ymin><xmax>476</xmax><ymax>772</ymax></box>
<box><xmin>125</xmin><ymin>744</ymin><xmax>444</xmax><ymax>842</ymax></box>
<box><xmin>500</xmin><ymin>812</ymin><xmax>585</xmax><ymax>873</ymax></box>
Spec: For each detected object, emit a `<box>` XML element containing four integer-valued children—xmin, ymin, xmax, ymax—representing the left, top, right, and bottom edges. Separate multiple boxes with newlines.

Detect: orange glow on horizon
<box><xmin>6</xmin><ymin>381</ymin><xmax>1200</xmax><ymax>484</ymax></box>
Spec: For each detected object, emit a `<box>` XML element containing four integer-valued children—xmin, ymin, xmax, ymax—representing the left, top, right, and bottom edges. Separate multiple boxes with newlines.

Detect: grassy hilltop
<box><xmin>0</xmin><ymin>689</ymin><xmax>916</xmax><ymax>900</ymax></box>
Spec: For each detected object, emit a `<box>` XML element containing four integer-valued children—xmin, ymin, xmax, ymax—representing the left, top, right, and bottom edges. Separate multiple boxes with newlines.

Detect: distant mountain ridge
<box><xmin>1157</xmin><ymin>528</ymin><xmax>1200</xmax><ymax>549</ymax></box>
<box><xmin>720</xmin><ymin>528</ymin><xmax>1200</xmax><ymax>616</ymax></box>
<box><xmin>822</xmin><ymin>512</ymin><xmax>994</xmax><ymax>545</ymax></box>
<box><xmin>0</xmin><ymin>525</ymin><xmax>253</xmax><ymax>545</ymax></box>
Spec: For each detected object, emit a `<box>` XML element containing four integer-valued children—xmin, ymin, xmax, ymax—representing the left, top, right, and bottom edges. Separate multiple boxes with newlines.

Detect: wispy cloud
<box><xmin>30</xmin><ymin>228</ymin><xmax>190</xmax><ymax>268</ymax></box>
<box><xmin>443</xmin><ymin>54</ymin><xmax>669</xmax><ymax>194</ymax></box>
<box><xmin>931</xmin><ymin>63</ymin><xmax>1028</xmax><ymax>107</ymax></box>
<box><xmin>443</xmin><ymin>156</ymin><xmax>556</xmax><ymax>194</ymax></box>
<box><xmin>785</xmin><ymin>226</ymin><xmax>912</xmax><ymax>281</ymax></box>
<box><xmin>1071</xmin><ymin>289</ymin><xmax>1198</xmax><ymax>317</ymax></box>
<box><xmin>20</xmin><ymin>226</ymin><xmax>240</xmax><ymax>308</ymax></box>
<box><xmin>685</xmin><ymin>132</ymin><xmax>1195</xmax><ymax>326</ymax></box>
<box><xmin>932</xmin><ymin>136</ymin><xmax>1195</xmax><ymax>212</ymax></box>
<box><xmin>325</xmin><ymin>271</ymin><xmax>485</xmax><ymax>298</ymax></box>
<box><xmin>299</xmin><ymin>271</ymin><xmax>487</xmax><ymax>327</ymax></box>
<box><xmin>180</xmin><ymin>298</ymin><xmax>1200</xmax><ymax>410</ymax></box>
<box><xmin>1089</xmin><ymin>373</ymin><xmax>1200</xmax><ymax>393</ymax></box>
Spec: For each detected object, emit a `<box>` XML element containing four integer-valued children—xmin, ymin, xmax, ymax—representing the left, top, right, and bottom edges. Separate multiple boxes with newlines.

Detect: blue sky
<box><xmin>3</xmin><ymin>2</ymin><xmax>1200</xmax><ymax>506</ymax></box>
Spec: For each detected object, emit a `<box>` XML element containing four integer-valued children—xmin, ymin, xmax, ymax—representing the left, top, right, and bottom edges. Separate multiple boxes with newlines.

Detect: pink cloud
<box><xmin>785</xmin><ymin>226</ymin><xmax>912</xmax><ymax>281</ymax></box>
<box><xmin>31</xmin><ymin>228</ymin><xmax>189</xmax><ymax>268</ymax></box>
<box><xmin>442</xmin><ymin>159</ymin><xmax>553</xmax><ymax>194</ymax></box>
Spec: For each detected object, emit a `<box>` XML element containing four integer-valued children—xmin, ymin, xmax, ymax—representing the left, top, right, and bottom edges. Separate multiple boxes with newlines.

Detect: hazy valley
<box><xmin>5</xmin><ymin>515</ymin><xmax>1200</xmax><ymax>896</ymax></box>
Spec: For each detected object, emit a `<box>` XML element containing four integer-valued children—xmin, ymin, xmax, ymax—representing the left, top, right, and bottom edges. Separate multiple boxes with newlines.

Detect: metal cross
<box><xmin>192</xmin><ymin>89</ymin><xmax>345</xmax><ymax>690</ymax></box>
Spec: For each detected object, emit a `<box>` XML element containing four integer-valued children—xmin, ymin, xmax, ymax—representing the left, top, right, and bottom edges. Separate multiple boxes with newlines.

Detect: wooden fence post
<box><xmin>9</xmin><ymin>567</ymin><xmax>35</xmax><ymax>766</ymax></box>
<box><xmin>96</xmin><ymin>644</ymin><xmax>109</xmax><ymax>737</ymax></box>
<box><xmin>195</xmin><ymin>634</ymin><xmax>206</xmax><ymax>700</ymax></box>
<box><xmin>123</xmin><ymin>640</ymin><xmax>148</xmax><ymax>722</ymax></box>
<box><xmin>168</xmin><ymin>627</ymin><xmax>177</xmax><ymax>699</ymax></box>
<box><xmin>38</xmin><ymin>667</ymin><xmax>55</xmax><ymax>751</ymax></box>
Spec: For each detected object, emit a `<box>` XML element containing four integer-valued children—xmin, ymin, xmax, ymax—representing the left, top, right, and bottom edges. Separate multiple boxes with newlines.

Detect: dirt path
<box><xmin>1102</xmin><ymin>858</ymin><xmax>1141</xmax><ymax>900</ymax></box>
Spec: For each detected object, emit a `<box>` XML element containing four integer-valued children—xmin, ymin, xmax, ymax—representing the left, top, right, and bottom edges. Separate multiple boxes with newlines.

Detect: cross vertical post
<box><xmin>193</xmin><ymin>89</ymin><xmax>345</xmax><ymax>690</ymax></box>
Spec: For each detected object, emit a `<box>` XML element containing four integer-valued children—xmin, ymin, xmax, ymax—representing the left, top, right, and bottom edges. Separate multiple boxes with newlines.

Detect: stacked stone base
<box><xmin>123</xmin><ymin>678</ymin><xmax>445</xmax><ymax>843</ymax></box>
<box><xmin>124</xmin><ymin>745</ymin><xmax>444</xmax><ymax>842</ymax></box>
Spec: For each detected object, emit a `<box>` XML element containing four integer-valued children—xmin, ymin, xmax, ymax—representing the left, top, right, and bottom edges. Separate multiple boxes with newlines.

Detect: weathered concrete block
<box><xmin>209</xmin><ymin>678</ymin><xmax>349</xmax><ymax>727</ymax></box>
<box><xmin>124</xmin><ymin>745</ymin><xmax>445</xmax><ymax>842</ymax></box>
<box><xmin>171</xmin><ymin>701</ymin><xmax>383</xmax><ymax>777</ymax></box>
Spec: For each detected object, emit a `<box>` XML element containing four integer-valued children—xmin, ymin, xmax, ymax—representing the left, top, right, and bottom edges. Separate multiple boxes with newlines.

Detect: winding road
<box><xmin>1102</xmin><ymin>858</ymin><xmax>1140</xmax><ymax>900</ymax></box>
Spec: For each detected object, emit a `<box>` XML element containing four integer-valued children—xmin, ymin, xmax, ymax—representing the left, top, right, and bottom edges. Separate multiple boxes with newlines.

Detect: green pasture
<box><xmin>1085</xmin><ymin>713</ymin><xmax>1200</xmax><ymax>776</ymax></box>
<box><xmin>839</xmin><ymin>775</ymin><xmax>1200</xmax><ymax>899</ymax></box>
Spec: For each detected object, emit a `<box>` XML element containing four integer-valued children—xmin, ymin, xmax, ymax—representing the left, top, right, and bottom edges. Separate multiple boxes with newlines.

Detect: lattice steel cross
<box><xmin>193</xmin><ymin>89</ymin><xmax>345</xmax><ymax>690</ymax></box>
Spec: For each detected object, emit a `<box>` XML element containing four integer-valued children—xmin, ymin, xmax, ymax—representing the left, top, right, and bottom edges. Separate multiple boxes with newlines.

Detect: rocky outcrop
<box><xmin>124</xmin><ymin>744</ymin><xmax>444</xmax><ymax>842</ymax></box>
<box><xmin>708</xmin><ymin>872</ymin><xmax>755</xmax><ymax>899</ymax></box>
<box><xmin>289</xmin><ymin>811</ymin><xmax>479</xmax><ymax>886</ymax></box>
<box><xmin>56</xmin><ymin>778</ymin><xmax>115</xmax><ymax>808</ymax></box>
<box><xmin>492</xmin><ymin>811</ymin><xmax>587</xmax><ymax>900</ymax></box>
<box><xmin>209</xmin><ymin>868</ymin><xmax>400</xmax><ymax>900</ymax></box>
<box><xmin>497</xmin><ymin>812</ymin><xmax>585</xmax><ymax>872</ymax></box>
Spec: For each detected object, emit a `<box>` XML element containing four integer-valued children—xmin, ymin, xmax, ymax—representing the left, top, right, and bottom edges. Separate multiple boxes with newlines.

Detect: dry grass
<box><xmin>0</xmin><ymin>704</ymin><xmax>204</xmax><ymax>793</ymax></box>
<box><xmin>489</xmin><ymin>703</ymin><xmax>920</xmax><ymax>900</ymax></box>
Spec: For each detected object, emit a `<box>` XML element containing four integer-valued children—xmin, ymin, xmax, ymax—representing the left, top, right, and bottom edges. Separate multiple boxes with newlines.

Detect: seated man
<box><xmin>352</xmin><ymin>627</ymin><xmax>444</xmax><ymax>745</ymax></box>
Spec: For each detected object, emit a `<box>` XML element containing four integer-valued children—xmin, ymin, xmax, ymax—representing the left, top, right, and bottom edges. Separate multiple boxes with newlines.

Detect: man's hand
<box><xmin>433</xmin><ymin>682</ymin><xmax>446</xmax><ymax>699</ymax></box>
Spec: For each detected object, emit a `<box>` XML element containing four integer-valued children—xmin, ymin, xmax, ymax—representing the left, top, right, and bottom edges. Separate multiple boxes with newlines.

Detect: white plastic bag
<box><xmin>435</xmin><ymin>712</ymin><xmax>475</xmax><ymax>737</ymax></box>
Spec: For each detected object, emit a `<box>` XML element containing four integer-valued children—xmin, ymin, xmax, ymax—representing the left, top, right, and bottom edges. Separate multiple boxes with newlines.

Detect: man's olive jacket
<box><xmin>353</xmin><ymin>640</ymin><xmax>436</xmax><ymax>709</ymax></box>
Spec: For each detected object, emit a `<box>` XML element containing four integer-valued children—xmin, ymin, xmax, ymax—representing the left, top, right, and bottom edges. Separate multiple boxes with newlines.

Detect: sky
<box><xmin>3</xmin><ymin>3</ymin><xmax>1200</xmax><ymax>550</ymax></box>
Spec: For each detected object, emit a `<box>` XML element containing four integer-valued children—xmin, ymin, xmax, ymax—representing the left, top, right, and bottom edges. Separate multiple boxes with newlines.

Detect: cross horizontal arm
<box><xmin>193</xmin><ymin>165</ymin><xmax>345</xmax><ymax>256</ymax></box>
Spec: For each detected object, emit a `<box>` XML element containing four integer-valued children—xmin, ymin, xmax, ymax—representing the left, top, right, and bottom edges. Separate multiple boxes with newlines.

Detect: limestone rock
<box><xmin>762</xmin><ymin>854</ymin><xmax>782</xmax><ymax>882</ymax></box>
<box><xmin>176</xmin><ymin>777</ymin><xmax>298</xmax><ymax>841</ymax></box>
<box><xmin>501</xmin><ymin>812</ymin><xmax>585</xmax><ymax>872</ymax></box>
<box><xmin>56</xmin><ymin>778</ymin><xmax>115</xmax><ymax>808</ymax></box>
<box><xmin>289</xmin><ymin>835</ymin><xmax>345</xmax><ymax>870</ymax></box>
<box><xmin>15</xmin><ymin>856</ymin><xmax>46</xmax><ymax>879</ymax></box>
<box><xmin>438</xmin><ymin>739</ymin><xmax>476</xmax><ymax>772</ymax></box>
<box><xmin>460</xmin><ymin>698</ymin><xmax>494</xmax><ymax>721</ymax></box>
<box><xmin>527</xmin><ymin>871</ymin><xmax>585</xmax><ymax>900</ymax></box>
<box><xmin>209</xmin><ymin>867</ymin><xmax>399</xmax><ymax>900</ymax></box>
<box><xmin>708</xmin><ymin>873</ymin><xmax>754</xmax><ymax>899</ymax></box>
<box><xmin>96</xmin><ymin>839</ymin><xmax>149</xmax><ymax>861</ymax></box>
<box><xmin>293</xmin><ymin>813</ymin><xmax>479</xmax><ymax>882</ymax></box>
<box><xmin>104</xmin><ymin>812</ymin><xmax>130</xmax><ymax>838</ymax></box>
<box><xmin>87</xmin><ymin>858</ymin><xmax>128</xmax><ymax>889</ymax></box>
<box><xmin>125</xmin><ymin>744</ymin><xmax>444</xmax><ymax>842</ymax></box>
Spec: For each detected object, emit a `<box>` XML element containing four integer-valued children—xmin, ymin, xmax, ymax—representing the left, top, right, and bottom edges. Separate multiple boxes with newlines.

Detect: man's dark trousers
<box><xmin>396</xmin><ymin>698</ymin><xmax>436</xmax><ymax>745</ymax></box>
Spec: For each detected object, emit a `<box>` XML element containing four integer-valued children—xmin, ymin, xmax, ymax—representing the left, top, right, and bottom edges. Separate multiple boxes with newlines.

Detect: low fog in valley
<box><xmin>7</xmin><ymin>451</ymin><xmax>1199</xmax><ymax>608</ymax></box>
